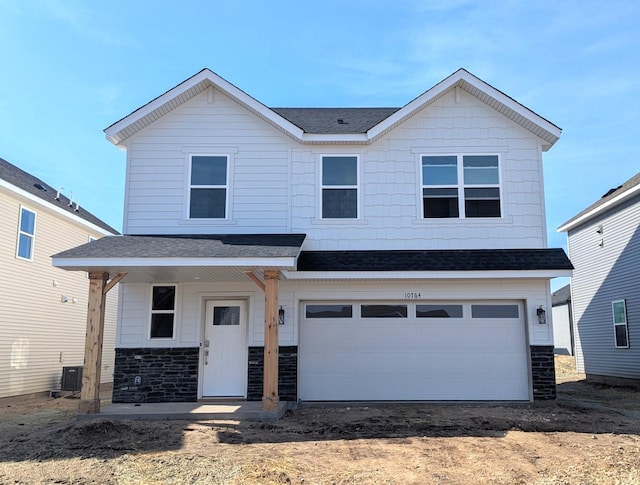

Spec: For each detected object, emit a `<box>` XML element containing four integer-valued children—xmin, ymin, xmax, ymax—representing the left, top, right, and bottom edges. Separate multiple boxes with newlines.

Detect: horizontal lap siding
<box><xmin>124</xmin><ymin>89</ymin><xmax>290</xmax><ymax>235</ymax></box>
<box><xmin>569</xmin><ymin>196</ymin><xmax>640</xmax><ymax>378</ymax></box>
<box><xmin>0</xmin><ymin>190</ymin><xmax>117</xmax><ymax>398</ymax></box>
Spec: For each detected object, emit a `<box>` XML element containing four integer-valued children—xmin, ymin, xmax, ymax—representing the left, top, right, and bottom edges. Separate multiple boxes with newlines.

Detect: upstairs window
<box><xmin>321</xmin><ymin>155</ymin><xmax>358</xmax><ymax>219</ymax></box>
<box><xmin>17</xmin><ymin>207</ymin><xmax>36</xmax><ymax>260</ymax></box>
<box><xmin>150</xmin><ymin>285</ymin><xmax>176</xmax><ymax>339</ymax></box>
<box><xmin>422</xmin><ymin>154</ymin><xmax>501</xmax><ymax>218</ymax></box>
<box><xmin>612</xmin><ymin>300</ymin><xmax>629</xmax><ymax>348</ymax></box>
<box><xmin>189</xmin><ymin>155</ymin><xmax>228</xmax><ymax>219</ymax></box>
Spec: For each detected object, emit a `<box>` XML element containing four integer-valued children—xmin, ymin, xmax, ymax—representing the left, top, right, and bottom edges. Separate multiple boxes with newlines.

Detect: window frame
<box><xmin>188</xmin><ymin>154</ymin><xmax>230</xmax><ymax>220</ymax></box>
<box><xmin>16</xmin><ymin>206</ymin><xmax>36</xmax><ymax>261</ymax></box>
<box><xmin>320</xmin><ymin>154</ymin><xmax>360</xmax><ymax>220</ymax></box>
<box><xmin>421</xmin><ymin>153</ymin><xmax>502</xmax><ymax>219</ymax></box>
<box><xmin>149</xmin><ymin>284</ymin><xmax>178</xmax><ymax>340</ymax></box>
<box><xmin>612</xmin><ymin>299</ymin><xmax>630</xmax><ymax>349</ymax></box>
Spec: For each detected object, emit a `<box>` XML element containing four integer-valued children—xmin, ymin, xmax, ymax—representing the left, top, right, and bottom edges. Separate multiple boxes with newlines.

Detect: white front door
<box><xmin>202</xmin><ymin>300</ymin><xmax>247</xmax><ymax>397</ymax></box>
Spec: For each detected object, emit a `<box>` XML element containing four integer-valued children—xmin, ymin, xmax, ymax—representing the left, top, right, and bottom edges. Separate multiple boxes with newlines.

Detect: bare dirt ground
<box><xmin>1</xmin><ymin>356</ymin><xmax>639</xmax><ymax>484</ymax></box>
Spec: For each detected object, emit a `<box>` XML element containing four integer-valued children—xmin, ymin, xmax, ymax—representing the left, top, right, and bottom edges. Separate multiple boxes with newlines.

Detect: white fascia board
<box><xmin>52</xmin><ymin>256</ymin><xmax>298</xmax><ymax>269</ymax></box>
<box><xmin>105</xmin><ymin>69</ymin><xmax>304</xmax><ymax>146</ymax></box>
<box><xmin>558</xmin><ymin>183</ymin><xmax>640</xmax><ymax>232</ymax></box>
<box><xmin>282</xmin><ymin>269</ymin><xmax>572</xmax><ymax>280</ymax></box>
<box><xmin>0</xmin><ymin>179</ymin><xmax>115</xmax><ymax>236</ymax></box>
<box><xmin>301</xmin><ymin>133</ymin><xmax>369</xmax><ymax>143</ymax></box>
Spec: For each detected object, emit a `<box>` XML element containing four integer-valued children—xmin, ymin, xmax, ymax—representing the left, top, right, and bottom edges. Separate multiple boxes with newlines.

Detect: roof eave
<box><xmin>283</xmin><ymin>269</ymin><xmax>572</xmax><ymax>280</ymax></box>
<box><xmin>558</xmin><ymin>183</ymin><xmax>640</xmax><ymax>232</ymax></box>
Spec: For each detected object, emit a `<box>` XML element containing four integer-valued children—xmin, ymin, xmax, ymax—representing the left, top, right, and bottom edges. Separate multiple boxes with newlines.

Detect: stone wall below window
<box><xmin>112</xmin><ymin>348</ymin><xmax>199</xmax><ymax>403</ymax></box>
<box><xmin>530</xmin><ymin>345</ymin><xmax>556</xmax><ymax>400</ymax></box>
<box><xmin>247</xmin><ymin>346</ymin><xmax>297</xmax><ymax>401</ymax></box>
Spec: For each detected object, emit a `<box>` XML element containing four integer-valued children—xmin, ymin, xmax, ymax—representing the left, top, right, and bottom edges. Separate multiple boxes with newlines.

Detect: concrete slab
<box><xmin>77</xmin><ymin>401</ymin><xmax>288</xmax><ymax>421</ymax></box>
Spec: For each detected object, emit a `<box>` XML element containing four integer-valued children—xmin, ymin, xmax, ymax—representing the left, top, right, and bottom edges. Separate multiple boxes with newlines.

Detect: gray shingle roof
<box><xmin>271</xmin><ymin>107</ymin><xmax>400</xmax><ymax>134</ymax></box>
<box><xmin>559</xmin><ymin>172</ymin><xmax>640</xmax><ymax>230</ymax></box>
<box><xmin>552</xmin><ymin>284</ymin><xmax>571</xmax><ymax>306</ymax></box>
<box><xmin>297</xmin><ymin>249</ymin><xmax>573</xmax><ymax>272</ymax></box>
<box><xmin>53</xmin><ymin>234</ymin><xmax>306</xmax><ymax>259</ymax></box>
<box><xmin>0</xmin><ymin>157</ymin><xmax>118</xmax><ymax>234</ymax></box>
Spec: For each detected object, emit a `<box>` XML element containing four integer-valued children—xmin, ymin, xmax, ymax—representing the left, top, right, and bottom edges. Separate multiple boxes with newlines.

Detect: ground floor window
<box><xmin>612</xmin><ymin>300</ymin><xmax>629</xmax><ymax>348</ymax></box>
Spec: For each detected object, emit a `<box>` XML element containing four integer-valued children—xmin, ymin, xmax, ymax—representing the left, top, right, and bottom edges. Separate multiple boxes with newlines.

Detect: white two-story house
<box><xmin>53</xmin><ymin>68</ymin><xmax>572</xmax><ymax>412</ymax></box>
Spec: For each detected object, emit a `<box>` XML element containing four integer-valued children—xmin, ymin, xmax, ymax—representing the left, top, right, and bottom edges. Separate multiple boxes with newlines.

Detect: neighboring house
<box><xmin>558</xmin><ymin>173</ymin><xmax>640</xmax><ymax>385</ymax></box>
<box><xmin>0</xmin><ymin>157</ymin><xmax>119</xmax><ymax>399</ymax></box>
<box><xmin>551</xmin><ymin>284</ymin><xmax>573</xmax><ymax>356</ymax></box>
<box><xmin>53</xmin><ymin>68</ymin><xmax>572</xmax><ymax>412</ymax></box>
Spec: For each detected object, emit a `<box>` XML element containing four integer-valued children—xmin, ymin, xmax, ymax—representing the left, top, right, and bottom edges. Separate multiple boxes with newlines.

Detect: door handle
<box><xmin>205</xmin><ymin>349</ymin><xmax>209</xmax><ymax>365</ymax></box>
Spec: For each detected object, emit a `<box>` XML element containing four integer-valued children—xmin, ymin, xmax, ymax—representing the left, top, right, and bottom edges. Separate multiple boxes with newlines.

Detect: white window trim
<box><xmin>16</xmin><ymin>206</ymin><xmax>36</xmax><ymax>261</ymax></box>
<box><xmin>420</xmin><ymin>153</ymin><xmax>503</xmax><ymax>219</ymax></box>
<box><xmin>187</xmin><ymin>154</ymin><xmax>231</xmax><ymax>220</ymax></box>
<box><xmin>612</xmin><ymin>299</ymin><xmax>630</xmax><ymax>349</ymax></box>
<box><xmin>319</xmin><ymin>154</ymin><xmax>360</xmax><ymax>220</ymax></box>
<box><xmin>149</xmin><ymin>284</ymin><xmax>179</xmax><ymax>340</ymax></box>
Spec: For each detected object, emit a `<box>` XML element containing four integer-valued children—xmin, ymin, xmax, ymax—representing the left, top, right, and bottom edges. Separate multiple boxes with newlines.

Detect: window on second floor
<box><xmin>17</xmin><ymin>207</ymin><xmax>36</xmax><ymax>260</ymax></box>
<box><xmin>612</xmin><ymin>300</ymin><xmax>629</xmax><ymax>348</ymax></box>
<box><xmin>189</xmin><ymin>155</ymin><xmax>228</xmax><ymax>219</ymax></box>
<box><xmin>422</xmin><ymin>154</ymin><xmax>501</xmax><ymax>219</ymax></box>
<box><xmin>321</xmin><ymin>155</ymin><xmax>358</xmax><ymax>219</ymax></box>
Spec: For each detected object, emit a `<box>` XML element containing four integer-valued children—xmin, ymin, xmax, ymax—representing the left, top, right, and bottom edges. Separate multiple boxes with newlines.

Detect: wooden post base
<box><xmin>78</xmin><ymin>398</ymin><xmax>101</xmax><ymax>415</ymax></box>
<box><xmin>262</xmin><ymin>396</ymin><xmax>280</xmax><ymax>412</ymax></box>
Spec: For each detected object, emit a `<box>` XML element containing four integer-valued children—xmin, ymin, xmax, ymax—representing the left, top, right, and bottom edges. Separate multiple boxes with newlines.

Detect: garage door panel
<box><xmin>300</xmin><ymin>301</ymin><xmax>529</xmax><ymax>401</ymax></box>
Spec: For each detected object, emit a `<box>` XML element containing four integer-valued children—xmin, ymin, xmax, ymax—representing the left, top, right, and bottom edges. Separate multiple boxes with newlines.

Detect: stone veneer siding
<box><xmin>530</xmin><ymin>345</ymin><xmax>556</xmax><ymax>400</ymax></box>
<box><xmin>112</xmin><ymin>348</ymin><xmax>199</xmax><ymax>403</ymax></box>
<box><xmin>247</xmin><ymin>346</ymin><xmax>298</xmax><ymax>401</ymax></box>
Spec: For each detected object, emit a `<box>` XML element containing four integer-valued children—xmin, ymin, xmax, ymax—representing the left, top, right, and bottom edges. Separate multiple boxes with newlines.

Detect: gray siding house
<box><xmin>558</xmin><ymin>173</ymin><xmax>640</xmax><ymax>385</ymax></box>
<box><xmin>551</xmin><ymin>284</ymin><xmax>573</xmax><ymax>356</ymax></box>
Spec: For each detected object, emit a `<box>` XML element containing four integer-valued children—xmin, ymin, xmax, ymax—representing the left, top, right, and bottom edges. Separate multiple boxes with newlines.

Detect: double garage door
<box><xmin>299</xmin><ymin>301</ymin><xmax>530</xmax><ymax>401</ymax></box>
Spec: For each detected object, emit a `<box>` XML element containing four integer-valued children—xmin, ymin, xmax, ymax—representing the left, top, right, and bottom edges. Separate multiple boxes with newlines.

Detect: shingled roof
<box><xmin>558</xmin><ymin>172</ymin><xmax>640</xmax><ymax>232</ymax></box>
<box><xmin>271</xmin><ymin>108</ymin><xmax>400</xmax><ymax>134</ymax></box>
<box><xmin>297</xmin><ymin>249</ymin><xmax>573</xmax><ymax>272</ymax></box>
<box><xmin>0</xmin><ymin>157</ymin><xmax>118</xmax><ymax>234</ymax></box>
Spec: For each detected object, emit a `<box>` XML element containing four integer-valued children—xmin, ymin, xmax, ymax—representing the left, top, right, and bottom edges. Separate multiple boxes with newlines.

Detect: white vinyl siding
<box><xmin>123</xmin><ymin>87</ymin><xmax>547</xmax><ymax>250</ymax></box>
<box><xmin>0</xmin><ymin>189</ymin><xmax>118</xmax><ymax>398</ymax></box>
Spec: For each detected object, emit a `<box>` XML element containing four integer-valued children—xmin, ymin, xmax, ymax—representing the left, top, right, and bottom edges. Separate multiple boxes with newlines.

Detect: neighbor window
<box><xmin>321</xmin><ymin>155</ymin><xmax>358</xmax><ymax>218</ymax></box>
<box><xmin>612</xmin><ymin>300</ymin><xmax>629</xmax><ymax>348</ymax></box>
<box><xmin>150</xmin><ymin>286</ymin><xmax>176</xmax><ymax>338</ymax></box>
<box><xmin>422</xmin><ymin>154</ymin><xmax>501</xmax><ymax>218</ymax></box>
<box><xmin>17</xmin><ymin>207</ymin><xmax>36</xmax><ymax>260</ymax></box>
<box><xmin>189</xmin><ymin>155</ymin><xmax>228</xmax><ymax>218</ymax></box>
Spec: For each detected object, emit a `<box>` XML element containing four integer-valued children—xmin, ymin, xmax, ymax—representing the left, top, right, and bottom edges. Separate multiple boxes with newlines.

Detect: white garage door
<box><xmin>299</xmin><ymin>301</ymin><xmax>529</xmax><ymax>401</ymax></box>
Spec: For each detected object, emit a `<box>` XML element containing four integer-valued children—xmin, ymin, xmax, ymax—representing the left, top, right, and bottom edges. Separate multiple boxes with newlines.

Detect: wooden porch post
<box><xmin>78</xmin><ymin>271</ymin><xmax>109</xmax><ymax>414</ymax></box>
<box><xmin>263</xmin><ymin>270</ymin><xmax>280</xmax><ymax>411</ymax></box>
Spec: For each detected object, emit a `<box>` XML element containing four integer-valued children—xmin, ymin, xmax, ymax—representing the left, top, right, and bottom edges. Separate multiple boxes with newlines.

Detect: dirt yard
<box><xmin>1</xmin><ymin>356</ymin><xmax>639</xmax><ymax>484</ymax></box>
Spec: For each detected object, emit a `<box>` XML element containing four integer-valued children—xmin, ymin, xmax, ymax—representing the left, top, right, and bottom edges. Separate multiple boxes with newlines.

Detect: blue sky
<box><xmin>1</xmin><ymin>0</ymin><xmax>638</xmax><ymax>289</ymax></box>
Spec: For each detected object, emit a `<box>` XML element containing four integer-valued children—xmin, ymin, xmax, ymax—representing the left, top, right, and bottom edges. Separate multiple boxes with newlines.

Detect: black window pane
<box><xmin>322</xmin><ymin>188</ymin><xmax>357</xmax><ymax>218</ymax></box>
<box><xmin>191</xmin><ymin>156</ymin><xmax>227</xmax><ymax>185</ymax></box>
<box><xmin>150</xmin><ymin>314</ymin><xmax>174</xmax><ymax>338</ymax></box>
<box><xmin>152</xmin><ymin>286</ymin><xmax>175</xmax><ymax>311</ymax></box>
<box><xmin>361</xmin><ymin>305</ymin><xmax>407</xmax><ymax>318</ymax></box>
<box><xmin>417</xmin><ymin>305</ymin><xmax>463</xmax><ymax>318</ymax></box>
<box><xmin>322</xmin><ymin>156</ymin><xmax>357</xmax><ymax>185</ymax></box>
<box><xmin>423</xmin><ymin>197</ymin><xmax>459</xmax><ymax>218</ymax></box>
<box><xmin>213</xmin><ymin>306</ymin><xmax>240</xmax><ymax>325</ymax></box>
<box><xmin>306</xmin><ymin>305</ymin><xmax>353</xmax><ymax>318</ymax></box>
<box><xmin>472</xmin><ymin>305</ymin><xmax>519</xmax><ymax>318</ymax></box>
<box><xmin>465</xmin><ymin>199</ymin><xmax>501</xmax><ymax>217</ymax></box>
<box><xmin>615</xmin><ymin>325</ymin><xmax>629</xmax><ymax>347</ymax></box>
<box><xmin>190</xmin><ymin>188</ymin><xmax>226</xmax><ymax>218</ymax></box>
